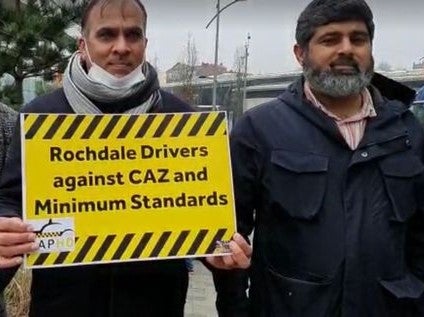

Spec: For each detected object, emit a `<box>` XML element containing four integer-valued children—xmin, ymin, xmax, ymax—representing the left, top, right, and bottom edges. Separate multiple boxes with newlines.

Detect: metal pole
<box><xmin>206</xmin><ymin>0</ymin><xmax>246</xmax><ymax>29</ymax></box>
<box><xmin>212</xmin><ymin>0</ymin><xmax>220</xmax><ymax>111</ymax></box>
<box><xmin>242</xmin><ymin>33</ymin><xmax>250</xmax><ymax>111</ymax></box>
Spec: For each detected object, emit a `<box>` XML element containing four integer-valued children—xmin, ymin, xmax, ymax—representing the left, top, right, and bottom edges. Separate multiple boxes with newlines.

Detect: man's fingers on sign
<box><xmin>233</xmin><ymin>233</ymin><xmax>252</xmax><ymax>257</ymax></box>
<box><xmin>228</xmin><ymin>233</ymin><xmax>252</xmax><ymax>269</ymax></box>
<box><xmin>0</xmin><ymin>255</ymin><xmax>23</xmax><ymax>268</ymax></box>
<box><xmin>0</xmin><ymin>217</ymin><xmax>33</xmax><ymax>233</ymax></box>
<box><xmin>207</xmin><ymin>233</ymin><xmax>252</xmax><ymax>270</ymax></box>
<box><xmin>0</xmin><ymin>241</ymin><xmax>38</xmax><ymax>257</ymax></box>
<box><xmin>0</xmin><ymin>217</ymin><xmax>35</xmax><ymax>247</ymax></box>
<box><xmin>0</xmin><ymin>217</ymin><xmax>37</xmax><ymax>268</ymax></box>
<box><xmin>0</xmin><ymin>231</ymin><xmax>36</xmax><ymax>246</ymax></box>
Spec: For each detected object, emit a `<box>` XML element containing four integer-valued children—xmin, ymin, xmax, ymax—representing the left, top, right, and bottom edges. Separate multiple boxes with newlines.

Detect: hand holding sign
<box><xmin>206</xmin><ymin>233</ymin><xmax>252</xmax><ymax>270</ymax></box>
<box><xmin>0</xmin><ymin>217</ymin><xmax>38</xmax><ymax>268</ymax></box>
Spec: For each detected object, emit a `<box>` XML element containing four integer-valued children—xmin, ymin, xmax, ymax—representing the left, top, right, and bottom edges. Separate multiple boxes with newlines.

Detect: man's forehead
<box><xmin>314</xmin><ymin>21</ymin><xmax>369</xmax><ymax>36</ymax></box>
<box><xmin>87</xmin><ymin>1</ymin><xmax>145</xmax><ymax>31</ymax></box>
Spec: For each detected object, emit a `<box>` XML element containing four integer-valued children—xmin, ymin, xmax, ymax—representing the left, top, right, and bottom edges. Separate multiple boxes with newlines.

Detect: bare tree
<box><xmin>174</xmin><ymin>34</ymin><xmax>198</xmax><ymax>105</ymax></box>
<box><xmin>377</xmin><ymin>61</ymin><xmax>392</xmax><ymax>72</ymax></box>
<box><xmin>151</xmin><ymin>53</ymin><xmax>160</xmax><ymax>72</ymax></box>
<box><xmin>227</xmin><ymin>46</ymin><xmax>245</xmax><ymax>120</ymax></box>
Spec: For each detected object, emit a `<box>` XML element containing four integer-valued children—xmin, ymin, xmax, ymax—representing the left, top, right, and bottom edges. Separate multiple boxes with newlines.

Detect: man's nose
<box><xmin>112</xmin><ymin>35</ymin><xmax>130</xmax><ymax>55</ymax></box>
<box><xmin>337</xmin><ymin>37</ymin><xmax>354</xmax><ymax>55</ymax></box>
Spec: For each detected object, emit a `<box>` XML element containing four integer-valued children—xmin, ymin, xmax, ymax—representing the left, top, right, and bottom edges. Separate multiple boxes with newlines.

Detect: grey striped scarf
<box><xmin>63</xmin><ymin>53</ymin><xmax>160</xmax><ymax>114</ymax></box>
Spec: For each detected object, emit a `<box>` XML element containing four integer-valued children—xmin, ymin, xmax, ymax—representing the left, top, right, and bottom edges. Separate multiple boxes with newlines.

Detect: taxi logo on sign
<box><xmin>31</xmin><ymin>218</ymin><xmax>75</xmax><ymax>253</ymax></box>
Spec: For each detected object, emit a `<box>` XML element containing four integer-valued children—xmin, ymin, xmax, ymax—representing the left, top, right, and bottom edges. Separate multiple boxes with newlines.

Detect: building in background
<box><xmin>166</xmin><ymin>62</ymin><xmax>228</xmax><ymax>83</ymax></box>
<box><xmin>413</xmin><ymin>58</ymin><xmax>424</xmax><ymax>70</ymax></box>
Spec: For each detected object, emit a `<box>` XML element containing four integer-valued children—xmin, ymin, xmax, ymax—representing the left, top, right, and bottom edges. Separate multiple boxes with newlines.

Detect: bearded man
<box><xmin>208</xmin><ymin>0</ymin><xmax>424</xmax><ymax>316</ymax></box>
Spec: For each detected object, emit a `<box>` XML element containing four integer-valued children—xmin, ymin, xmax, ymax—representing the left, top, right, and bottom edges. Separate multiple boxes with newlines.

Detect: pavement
<box><xmin>184</xmin><ymin>260</ymin><xmax>218</xmax><ymax>317</ymax></box>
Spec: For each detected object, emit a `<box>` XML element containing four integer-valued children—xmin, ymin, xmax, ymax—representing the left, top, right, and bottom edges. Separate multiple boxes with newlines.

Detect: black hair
<box><xmin>296</xmin><ymin>0</ymin><xmax>374</xmax><ymax>47</ymax></box>
<box><xmin>81</xmin><ymin>0</ymin><xmax>147</xmax><ymax>35</ymax></box>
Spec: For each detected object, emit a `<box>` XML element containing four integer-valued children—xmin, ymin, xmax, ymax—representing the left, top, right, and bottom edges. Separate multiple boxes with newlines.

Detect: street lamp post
<box><xmin>212</xmin><ymin>0</ymin><xmax>221</xmax><ymax>111</ymax></box>
<box><xmin>242</xmin><ymin>33</ymin><xmax>250</xmax><ymax>111</ymax></box>
<box><xmin>206</xmin><ymin>0</ymin><xmax>246</xmax><ymax>111</ymax></box>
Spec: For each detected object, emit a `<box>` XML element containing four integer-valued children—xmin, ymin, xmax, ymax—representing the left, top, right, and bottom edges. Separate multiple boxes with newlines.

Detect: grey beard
<box><xmin>304</xmin><ymin>67</ymin><xmax>373</xmax><ymax>98</ymax></box>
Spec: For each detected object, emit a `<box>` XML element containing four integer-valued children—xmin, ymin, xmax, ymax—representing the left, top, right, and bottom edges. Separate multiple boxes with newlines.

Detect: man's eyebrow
<box><xmin>317</xmin><ymin>30</ymin><xmax>369</xmax><ymax>38</ymax></box>
<box><xmin>124</xmin><ymin>26</ymin><xmax>145</xmax><ymax>34</ymax></box>
<box><xmin>95</xmin><ymin>26</ymin><xmax>144</xmax><ymax>33</ymax></box>
<box><xmin>318</xmin><ymin>32</ymin><xmax>340</xmax><ymax>37</ymax></box>
<box><xmin>125</xmin><ymin>26</ymin><xmax>143</xmax><ymax>31</ymax></box>
<box><xmin>315</xmin><ymin>31</ymin><xmax>342</xmax><ymax>40</ymax></box>
<box><xmin>350</xmin><ymin>31</ymin><xmax>370</xmax><ymax>37</ymax></box>
<box><xmin>95</xmin><ymin>26</ymin><xmax>117</xmax><ymax>34</ymax></box>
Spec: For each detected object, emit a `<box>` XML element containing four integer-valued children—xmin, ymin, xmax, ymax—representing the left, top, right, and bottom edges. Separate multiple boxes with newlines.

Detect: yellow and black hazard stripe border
<box><xmin>23</xmin><ymin>112</ymin><xmax>227</xmax><ymax>141</ymax></box>
<box><xmin>27</xmin><ymin>228</ymin><xmax>231</xmax><ymax>267</ymax></box>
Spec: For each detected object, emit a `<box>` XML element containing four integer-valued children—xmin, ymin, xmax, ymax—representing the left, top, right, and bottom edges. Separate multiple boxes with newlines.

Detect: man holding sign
<box><xmin>0</xmin><ymin>0</ymin><xmax>217</xmax><ymax>316</ymax></box>
<box><xmin>209</xmin><ymin>0</ymin><xmax>424</xmax><ymax>316</ymax></box>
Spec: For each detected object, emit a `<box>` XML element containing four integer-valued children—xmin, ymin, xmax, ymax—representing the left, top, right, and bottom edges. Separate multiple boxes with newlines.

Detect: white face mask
<box><xmin>83</xmin><ymin>39</ymin><xmax>145</xmax><ymax>90</ymax></box>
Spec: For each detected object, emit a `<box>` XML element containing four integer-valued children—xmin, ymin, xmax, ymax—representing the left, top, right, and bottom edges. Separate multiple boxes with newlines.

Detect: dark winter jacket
<box><xmin>0</xmin><ymin>89</ymin><xmax>193</xmax><ymax>317</ymax></box>
<box><xmin>229</xmin><ymin>76</ymin><xmax>424</xmax><ymax>316</ymax></box>
<box><xmin>0</xmin><ymin>102</ymin><xmax>17</xmax><ymax>317</ymax></box>
<box><xmin>0</xmin><ymin>103</ymin><xmax>17</xmax><ymax>174</ymax></box>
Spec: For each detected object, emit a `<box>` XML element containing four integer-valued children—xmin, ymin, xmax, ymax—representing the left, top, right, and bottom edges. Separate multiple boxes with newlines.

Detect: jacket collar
<box><xmin>278</xmin><ymin>74</ymin><xmax>413</xmax><ymax>150</ymax></box>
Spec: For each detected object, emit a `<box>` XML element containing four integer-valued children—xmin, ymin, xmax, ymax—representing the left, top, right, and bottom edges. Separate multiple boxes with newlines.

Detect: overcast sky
<box><xmin>143</xmin><ymin>0</ymin><xmax>424</xmax><ymax>74</ymax></box>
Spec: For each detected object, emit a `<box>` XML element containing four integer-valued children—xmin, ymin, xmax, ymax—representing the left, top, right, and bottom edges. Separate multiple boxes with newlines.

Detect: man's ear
<box><xmin>78</xmin><ymin>37</ymin><xmax>87</xmax><ymax>61</ymax></box>
<box><xmin>78</xmin><ymin>37</ymin><xmax>85</xmax><ymax>52</ymax></box>
<box><xmin>142</xmin><ymin>38</ymin><xmax>148</xmax><ymax>63</ymax></box>
<box><xmin>294</xmin><ymin>44</ymin><xmax>305</xmax><ymax>67</ymax></box>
